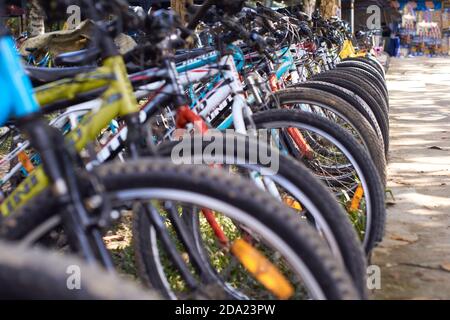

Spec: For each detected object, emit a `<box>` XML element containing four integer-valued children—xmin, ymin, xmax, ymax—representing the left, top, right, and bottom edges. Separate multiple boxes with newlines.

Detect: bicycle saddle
<box><xmin>54</xmin><ymin>47</ymin><xmax>102</xmax><ymax>67</ymax></box>
<box><xmin>26</xmin><ymin>66</ymin><xmax>97</xmax><ymax>86</ymax></box>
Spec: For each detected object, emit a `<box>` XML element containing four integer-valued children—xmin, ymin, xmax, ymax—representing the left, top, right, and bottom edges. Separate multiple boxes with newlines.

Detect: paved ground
<box><xmin>371</xmin><ymin>56</ymin><xmax>450</xmax><ymax>299</ymax></box>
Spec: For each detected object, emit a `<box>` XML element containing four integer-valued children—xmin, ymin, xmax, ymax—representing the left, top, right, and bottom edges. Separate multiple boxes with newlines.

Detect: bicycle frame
<box><xmin>1</xmin><ymin>39</ymin><xmax>295</xmax><ymax>215</ymax></box>
<box><xmin>1</xmin><ymin>26</ymin><xmax>312</xmax><ymax>286</ymax></box>
<box><xmin>0</xmin><ymin>36</ymin><xmax>40</xmax><ymax>126</ymax></box>
<box><xmin>27</xmin><ymin>51</ymin><xmax>52</xmax><ymax>67</ymax></box>
<box><xmin>1</xmin><ymin>54</ymin><xmax>139</xmax><ymax>216</ymax></box>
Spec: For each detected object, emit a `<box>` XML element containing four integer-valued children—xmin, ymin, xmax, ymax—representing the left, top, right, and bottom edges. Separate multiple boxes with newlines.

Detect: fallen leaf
<box><xmin>103</xmin><ymin>235</ymin><xmax>124</xmax><ymax>242</ymax></box>
<box><xmin>440</xmin><ymin>263</ymin><xmax>450</xmax><ymax>272</ymax></box>
<box><xmin>390</xmin><ymin>233</ymin><xmax>419</xmax><ymax>243</ymax></box>
<box><xmin>391</xmin><ymin>272</ymin><xmax>401</xmax><ymax>280</ymax></box>
<box><xmin>106</xmin><ymin>243</ymin><xmax>121</xmax><ymax>250</ymax></box>
<box><xmin>386</xmin><ymin>201</ymin><xmax>396</xmax><ymax>207</ymax></box>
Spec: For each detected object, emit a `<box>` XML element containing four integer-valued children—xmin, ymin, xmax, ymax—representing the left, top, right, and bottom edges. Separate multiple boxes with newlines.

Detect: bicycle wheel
<box><xmin>336</xmin><ymin>60</ymin><xmax>387</xmax><ymax>91</ymax></box>
<box><xmin>312</xmin><ymin>69</ymin><xmax>388</xmax><ymax>118</ymax></box>
<box><xmin>0</xmin><ymin>241</ymin><xmax>159</xmax><ymax>300</ymax></box>
<box><xmin>335</xmin><ymin>64</ymin><xmax>389</xmax><ymax>106</ymax></box>
<box><xmin>308</xmin><ymin>73</ymin><xmax>389</xmax><ymax>157</ymax></box>
<box><xmin>0</xmin><ymin>160</ymin><xmax>359</xmax><ymax>300</ymax></box>
<box><xmin>0</xmin><ymin>129</ymin><xmax>25</xmax><ymax>194</ymax></box>
<box><xmin>252</xmin><ymin>109</ymin><xmax>386</xmax><ymax>253</ymax></box>
<box><xmin>343</xmin><ymin>57</ymin><xmax>385</xmax><ymax>79</ymax></box>
<box><xmin>270</xmin><ymin>88</ymin><xmax>386</xmax><ymax>185</ymax></box>
<box><xmin>152</xmin><ymin>133</ymin><xmax>367</xmax><ymax>296</ymax></box>
<box><xmin>293</xmin><ymin>81</ymin><xmax>389</xmax><ymax>154</ymax></box>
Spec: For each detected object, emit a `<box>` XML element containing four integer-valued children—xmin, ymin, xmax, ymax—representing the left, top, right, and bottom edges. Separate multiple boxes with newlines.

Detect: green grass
<box><xmin>105</xmin><ymin>214</ymin><xmax>138</xmax><ymax>279</ymax></box>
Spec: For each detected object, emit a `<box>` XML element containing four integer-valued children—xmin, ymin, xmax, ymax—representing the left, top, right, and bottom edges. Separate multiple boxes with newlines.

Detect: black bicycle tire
<box><xmin>342</xmin><ymin>57</ymin><xmax>385</xmax><ymax>79</ymax></box>
<box><xmin>271</xmin><ymin>88</ymin><xmax>386</xmax><ymax>185</ymax></box>
<box><xmin>308</xmin><ymin>72</ymin><xmax>389</xmax><ymax>157</ymax></box>
<box><xmin>336</xmin><ymin>60</ymin><xmax>387</xmax><ymax>91</ymax></box>
<box><xmin>293</xmin><ymin>81</ymin><xmax>389</xmax><ymax>154</ymax></box>
<box><xmin>0</xmin><ymin>241</ymin><xmax>159</xmax><ymax>300</ymax></box>
<box><xmin>310</xmin><ymin>72</ymin><xmax>388</xmax><ymax>122</ymax></box>
<box><xmin>251</xmin><ymin>109</ymin><xmax>386</xmax><ymax>253</ymax></box>
<box><xmin>152</xmin><ymin>133</ymin><xmax>367</xmax><ymax>295</ymax></box>
<box><xmin>0</xmin><ymin>160</ymin><xmax>360</xmax><ymax>300</ymax></box>
<box><xmin>313</xmin><ymin>69</ymin><xmax>389</xmax><ymax>118</ymax></box>
<box><xmin>335</xmin><ymin>64</ymin><xmax>389</xmax><ymax>106</ymax></box>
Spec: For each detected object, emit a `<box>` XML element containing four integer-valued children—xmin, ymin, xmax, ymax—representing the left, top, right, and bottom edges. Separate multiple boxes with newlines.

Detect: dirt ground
<box><xmin>371</xmin><ymin>56</ymin><xmax>450</xmax><ymax>299</ymax></box>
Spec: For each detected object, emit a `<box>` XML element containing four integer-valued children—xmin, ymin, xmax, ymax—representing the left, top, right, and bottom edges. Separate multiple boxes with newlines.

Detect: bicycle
<box><xmin>0</xmin><ymin>0</ymin><xmax>361</xmax><ymax>300</ymax></box>
<box><xmin>0</xmin><ymin>240</ymin><xmax>159</xmax><ymax>299</ymax></box>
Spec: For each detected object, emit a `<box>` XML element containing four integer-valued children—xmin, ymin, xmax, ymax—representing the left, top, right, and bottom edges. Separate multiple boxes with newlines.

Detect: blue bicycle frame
<box><xmin>176</xmin><ymin>45</ymin><xmax>293</xmax><ymax>128</ymax></box>
<box><xmin>0</xmin><ymin>35</ymin><xmax>40</xmax><ymax>126</ymax></box>
<box><xmin>177</xmin><ymin>44</ymin><xmax>294</xmax><ymax>103</ymax></box>
<box><xmin>27</xmin><ymin>52</ymin><xmax>51</xmax><ymax>67</ymax></box>
<box><xmin>176</xmin><ymin>45</ymin><xmax>245</xmax><ymax>110</ymax></box>
<box><xmin>275</xmin><ymin>47</ymin><xmax>295</xmax><ymax>80</ymax></box>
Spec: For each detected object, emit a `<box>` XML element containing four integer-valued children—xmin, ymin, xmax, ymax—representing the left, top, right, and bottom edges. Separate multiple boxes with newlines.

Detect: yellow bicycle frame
<box><xmin>1</xmin><ymin>56</ymin><xmax>138</xmax><ymax>216</ymax></box>
<box><xmin>339</xmin><ymin>39</ymin><xmax>367</xmax><ymax>59</ymax></box>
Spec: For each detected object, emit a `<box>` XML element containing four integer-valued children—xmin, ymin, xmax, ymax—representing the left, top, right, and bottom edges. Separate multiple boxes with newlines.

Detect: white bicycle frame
<box><xmin>1</xmin><ymin>52</ymin><xmax>283</xmax><ymax>200</ymax></box>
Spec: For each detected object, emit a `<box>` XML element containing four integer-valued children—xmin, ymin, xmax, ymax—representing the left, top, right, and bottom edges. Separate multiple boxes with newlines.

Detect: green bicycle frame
<box><xmin>1</xmin><ymin>56</ymin><xmax>139</xmax><ymax>216</ymax></box>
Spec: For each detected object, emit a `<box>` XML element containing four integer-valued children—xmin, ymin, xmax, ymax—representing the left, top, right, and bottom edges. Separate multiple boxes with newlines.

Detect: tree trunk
<box><xmin>171</xmin><ymin>0</ymin><xmax>193</xmax><ymax>24</ymax></box>
<box><xmin>319</xmin><ymin>0</ymin><xmax>341</xmax><ymax>18</ymax></box>
<box><xmin>27</xmin><ymin>0</ymin><xmax>45</xmax><ymax>37</ymax></box>
<box><xmin>303</xmin><ymin>0</ymin><xmax>317</xmax><ymax>17</ymax></box>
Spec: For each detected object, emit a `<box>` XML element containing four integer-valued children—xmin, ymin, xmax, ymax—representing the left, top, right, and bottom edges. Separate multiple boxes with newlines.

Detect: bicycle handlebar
<box><xmin>187</xmin><ymin>0</ymin><xmax>216</xmax><ymax>31</ymax></box>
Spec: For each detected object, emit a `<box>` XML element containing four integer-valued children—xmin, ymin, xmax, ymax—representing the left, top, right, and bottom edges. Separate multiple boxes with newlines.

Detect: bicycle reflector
<box><xmin>283</xmin><ymin>195</ymin><xmax>303</xmax><ymax>211</ymax></box>
<box><xmin>350</xmin><ymin>184</ymin><xmax>364</xmax><ymax>212</ymax></box>
<box><xmin>230</xmin><ymin>238</ymin><xmax>294</xmax><ymax>300</ymax></box>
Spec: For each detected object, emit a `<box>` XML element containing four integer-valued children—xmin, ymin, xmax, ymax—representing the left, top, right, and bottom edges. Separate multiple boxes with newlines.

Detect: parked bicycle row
<box><xmin>0</xmin><ymin>0</ymin><xmax>388</xmax><ymax>300</ymax></box>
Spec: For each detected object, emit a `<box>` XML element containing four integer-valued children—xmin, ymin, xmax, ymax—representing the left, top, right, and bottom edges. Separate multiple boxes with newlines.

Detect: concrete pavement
<box><xmin>372</xmin><ymin>56</ymin><xmax>450</xmax><ymax>299</ymax></box>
